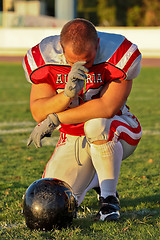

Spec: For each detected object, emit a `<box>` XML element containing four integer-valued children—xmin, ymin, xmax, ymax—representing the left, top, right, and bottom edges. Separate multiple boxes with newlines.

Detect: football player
<box><xmin>23</xmin><ymin>18</ymin><xmax>142</xmax><ymax>221</ymax></box>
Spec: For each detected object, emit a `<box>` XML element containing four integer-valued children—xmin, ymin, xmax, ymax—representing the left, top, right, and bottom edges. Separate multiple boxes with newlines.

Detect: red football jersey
<box><xmin>23</xmin><ymin>32</ymin><xmax>141</xmax><ymax>135</ymax></box>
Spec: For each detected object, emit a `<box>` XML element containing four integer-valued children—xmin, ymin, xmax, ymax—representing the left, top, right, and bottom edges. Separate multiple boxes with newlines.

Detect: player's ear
<box><xmin>59</xmin><ymin>41</ymin><xmax>65</xmax><ymax>53</ymax></box>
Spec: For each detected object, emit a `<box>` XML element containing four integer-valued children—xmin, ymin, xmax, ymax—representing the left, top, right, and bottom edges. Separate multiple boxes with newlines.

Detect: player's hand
<box><xmin>27</xmin><ymin>113</ymin><xmax>60</xmax><ymax>148</ymax></box>
<box><xmin>64</xmin><ymin>61</ymin><xmax>89</xmax><ymax>98</ymax></box>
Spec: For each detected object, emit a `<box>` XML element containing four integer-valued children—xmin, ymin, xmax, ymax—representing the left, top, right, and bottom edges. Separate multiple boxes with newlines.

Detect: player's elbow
<box><xmin>105</xmin><ymin>109</ymin><xmax>116</xmax><ymax>119</ymax></box>
<box><xmin>100</xmin><ymin>100</ymin><xmax>116</xmax><ymax>118</ymax></box>
<box><xmin>32</xmin><ymin>114</ymin><xmax>42</xmax><ymax>123</ymax></box>
<box><xmin>30</xmin><ymin>105</ymin><xmax>46</xmax><ymax>123</ymax></box>
<box><xmin>102</xmin><ymin>104</ymin><xmax>120</xmax><ymax>119</ymax></box>
<box><xmin>31</xmin><ymin>111</ymin><xmax>42</xmax><ymax>123</ymax></box>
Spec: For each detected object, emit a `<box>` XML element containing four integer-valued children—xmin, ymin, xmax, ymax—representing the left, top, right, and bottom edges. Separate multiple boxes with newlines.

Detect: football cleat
<box><xmin>94</xmin><ymin>195</ymin><xmax>120</xmax><ymax>221</ymax></box>
<box><xmin>93</xmin><ymin>187</ymin><xmax>119</xmax><ymax>200</ymax></box>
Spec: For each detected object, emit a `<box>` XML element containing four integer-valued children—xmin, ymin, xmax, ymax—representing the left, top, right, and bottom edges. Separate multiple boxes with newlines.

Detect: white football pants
<box><xmin>43</xmin><ymin>111</ymin><xmax>142</xmax><ymax>205</ymax></box>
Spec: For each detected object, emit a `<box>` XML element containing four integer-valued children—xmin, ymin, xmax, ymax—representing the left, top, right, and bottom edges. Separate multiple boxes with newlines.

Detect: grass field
<box><xmin>0</xmin><ymin>63</ymin><xmax>160</xmax><ymax>239</ymax></box>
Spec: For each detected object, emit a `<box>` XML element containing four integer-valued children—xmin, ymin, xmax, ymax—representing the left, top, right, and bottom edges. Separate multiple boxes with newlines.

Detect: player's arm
<box><xmin>30</xmin><ymin>61</ymin><xmax>88</xmax><ymax>123</ymax></box>
<box><xmin>27</xmin><ymin>78</ymin><xmax>132</xmax><ymax>148</ymax></box>
<box><xmin>57</xmin><ymin>79</ymin><xmax>132</xmax><ymax>124</ymax></box>
<box><xmin>30</xmin><ymin>83</ymin><xmax>72</xmax><ymax>123</ymax></box>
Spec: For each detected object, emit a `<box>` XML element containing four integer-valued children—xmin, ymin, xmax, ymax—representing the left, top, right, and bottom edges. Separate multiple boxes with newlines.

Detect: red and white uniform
<box><xmin>23</xmin><ymin>32</ymin><xmax>142</xmax><ymax>203</ymax></box>
<box><xmin>23</xmin><ymin>31</ymin><xmax>141</xmax><ymax>137</ymax></box>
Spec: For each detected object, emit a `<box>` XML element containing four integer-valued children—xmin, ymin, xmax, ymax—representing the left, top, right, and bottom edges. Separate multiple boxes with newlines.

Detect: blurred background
<box><xmin>1</xmin><ymin>0</ymin><xmax>160</xmax><ymax>27</ymax></box>
<box><xmin>0</xmin><ymin>0</ymin><xmax>160</xmax><ymax>59</ymax></box>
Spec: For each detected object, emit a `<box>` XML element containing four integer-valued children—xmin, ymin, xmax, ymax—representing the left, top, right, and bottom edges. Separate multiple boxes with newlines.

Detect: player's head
<box><xmin>23</xmin><ymin>178</ymin><xmax>77</xmax><ymax>231</ymax></box>
<box><xmin>60</xmin><ymin>18</ymin><xmax>99</xmax><ymax>68</ymax></box>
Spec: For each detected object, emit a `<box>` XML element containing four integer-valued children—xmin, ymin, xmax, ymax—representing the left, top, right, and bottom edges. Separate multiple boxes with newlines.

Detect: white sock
<box><xmin>90</xmin><ymin>141</ymin><xmax>123</xmax><ymax>199</ymax></box>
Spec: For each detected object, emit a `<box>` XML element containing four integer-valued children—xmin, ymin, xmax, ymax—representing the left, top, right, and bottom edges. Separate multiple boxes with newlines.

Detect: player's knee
<box><xmin>84</xmin><ymin>118</ymin><xmax>109</xmax><ymax>143</ymax></box>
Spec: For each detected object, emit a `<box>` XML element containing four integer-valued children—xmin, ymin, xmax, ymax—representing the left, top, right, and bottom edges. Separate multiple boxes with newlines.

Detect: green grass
<box><xmin>0</xmin><ymin>63</ymin><xmax>160</xmax><ymax>239</ymax></box>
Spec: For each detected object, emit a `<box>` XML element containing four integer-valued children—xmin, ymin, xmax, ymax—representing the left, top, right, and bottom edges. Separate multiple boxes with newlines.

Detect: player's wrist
<box><xmin>64</xmin><ymin>85</ymin><xmax>77</xmax><ymax>98</ymax></box>
<box><xmin>48</xmin><ymin>113</ymin><xmax>60</xmax><ymax>127</ymax></box>
<box><xmin>63</xmin><ymin>90</ymin><xmax>74</xmax><ymax>98</ymax></box>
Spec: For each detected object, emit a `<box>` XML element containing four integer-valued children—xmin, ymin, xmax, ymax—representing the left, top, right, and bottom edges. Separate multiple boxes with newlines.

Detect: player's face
<box><xmin>63</xmin><ymin>42</ymin><xmax>99</xmax><ymax>69</ymax></box>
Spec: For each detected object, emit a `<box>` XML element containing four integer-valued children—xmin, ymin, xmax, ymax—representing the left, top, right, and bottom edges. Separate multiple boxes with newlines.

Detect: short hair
<box><xmin>60</xmin><ymin>18</ymin><xmax>98</xmax><ymax>55</ymax></box>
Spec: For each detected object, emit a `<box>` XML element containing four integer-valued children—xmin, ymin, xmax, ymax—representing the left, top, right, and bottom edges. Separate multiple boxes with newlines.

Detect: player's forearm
<box><xmin>57</xmin><ymin>80</ymin><xmax>131</xmax><ymax>124</ymax></box>
<box><xmin>57</xmin><ymin>97</ymin><xmax>123</xmax><ymax>124</ymax></box>
<box><xmin>31</xmin><ymin>92</ymin><xmax>72</xmax><ymax>123</ymax></box>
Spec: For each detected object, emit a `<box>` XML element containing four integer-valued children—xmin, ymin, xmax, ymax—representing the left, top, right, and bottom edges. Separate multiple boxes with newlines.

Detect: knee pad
<box><xmin>84</xmin><ymin>118</ymin><xmax>111</xmax><ymax>143</ymax></box>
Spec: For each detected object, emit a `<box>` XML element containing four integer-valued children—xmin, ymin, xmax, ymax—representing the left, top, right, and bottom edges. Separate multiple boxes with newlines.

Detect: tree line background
<box><xmin>3</xmin><ymin>0</ymin><xmax>159</xmax><ymax>27</ymax></box>
<box><xmin>77</xmin><ymin>0</ymin><xmax>160</xmax><ymax>26</ymax></box>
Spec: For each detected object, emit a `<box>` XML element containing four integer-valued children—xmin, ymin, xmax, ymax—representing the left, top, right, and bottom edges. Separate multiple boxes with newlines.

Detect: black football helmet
<box><xmin>23</xmin><ymin>178</ymin><xmax>77</xmax><ymax>231</ymax></box>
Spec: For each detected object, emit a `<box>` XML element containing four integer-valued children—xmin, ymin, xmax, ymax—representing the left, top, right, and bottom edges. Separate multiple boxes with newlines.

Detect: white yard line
<box><xmin>0</xmin><ymin>121</ymin><xmax>60</xmax><ymax>146</ymax></box>
<box><xmin>0</xmin><ymin>128</ymin><xmax>34</xmax><ymax>134</ymax></box>
<box><xmin>0</xmin><ymin>121</ymin><xmax>34</xmax><ymax>127</ymax></box>
<box><xmin>0</xmin><ymin>101</ymin><xmax>28</xmax><ymax>105</ymax></box>
<box><xmin>142</xmin><ymin>130</ymin><xmax>160</xmax><ymax>135</ymax></box>
<box><xmin>0</xmin><ymin>122</ymin><xmax>160</xmax><ymax>136</ymax></box>
<box><xmin>0</xmin><ymin>121</ymin><xmax>35</xmax><ymax>134</ymax></box>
